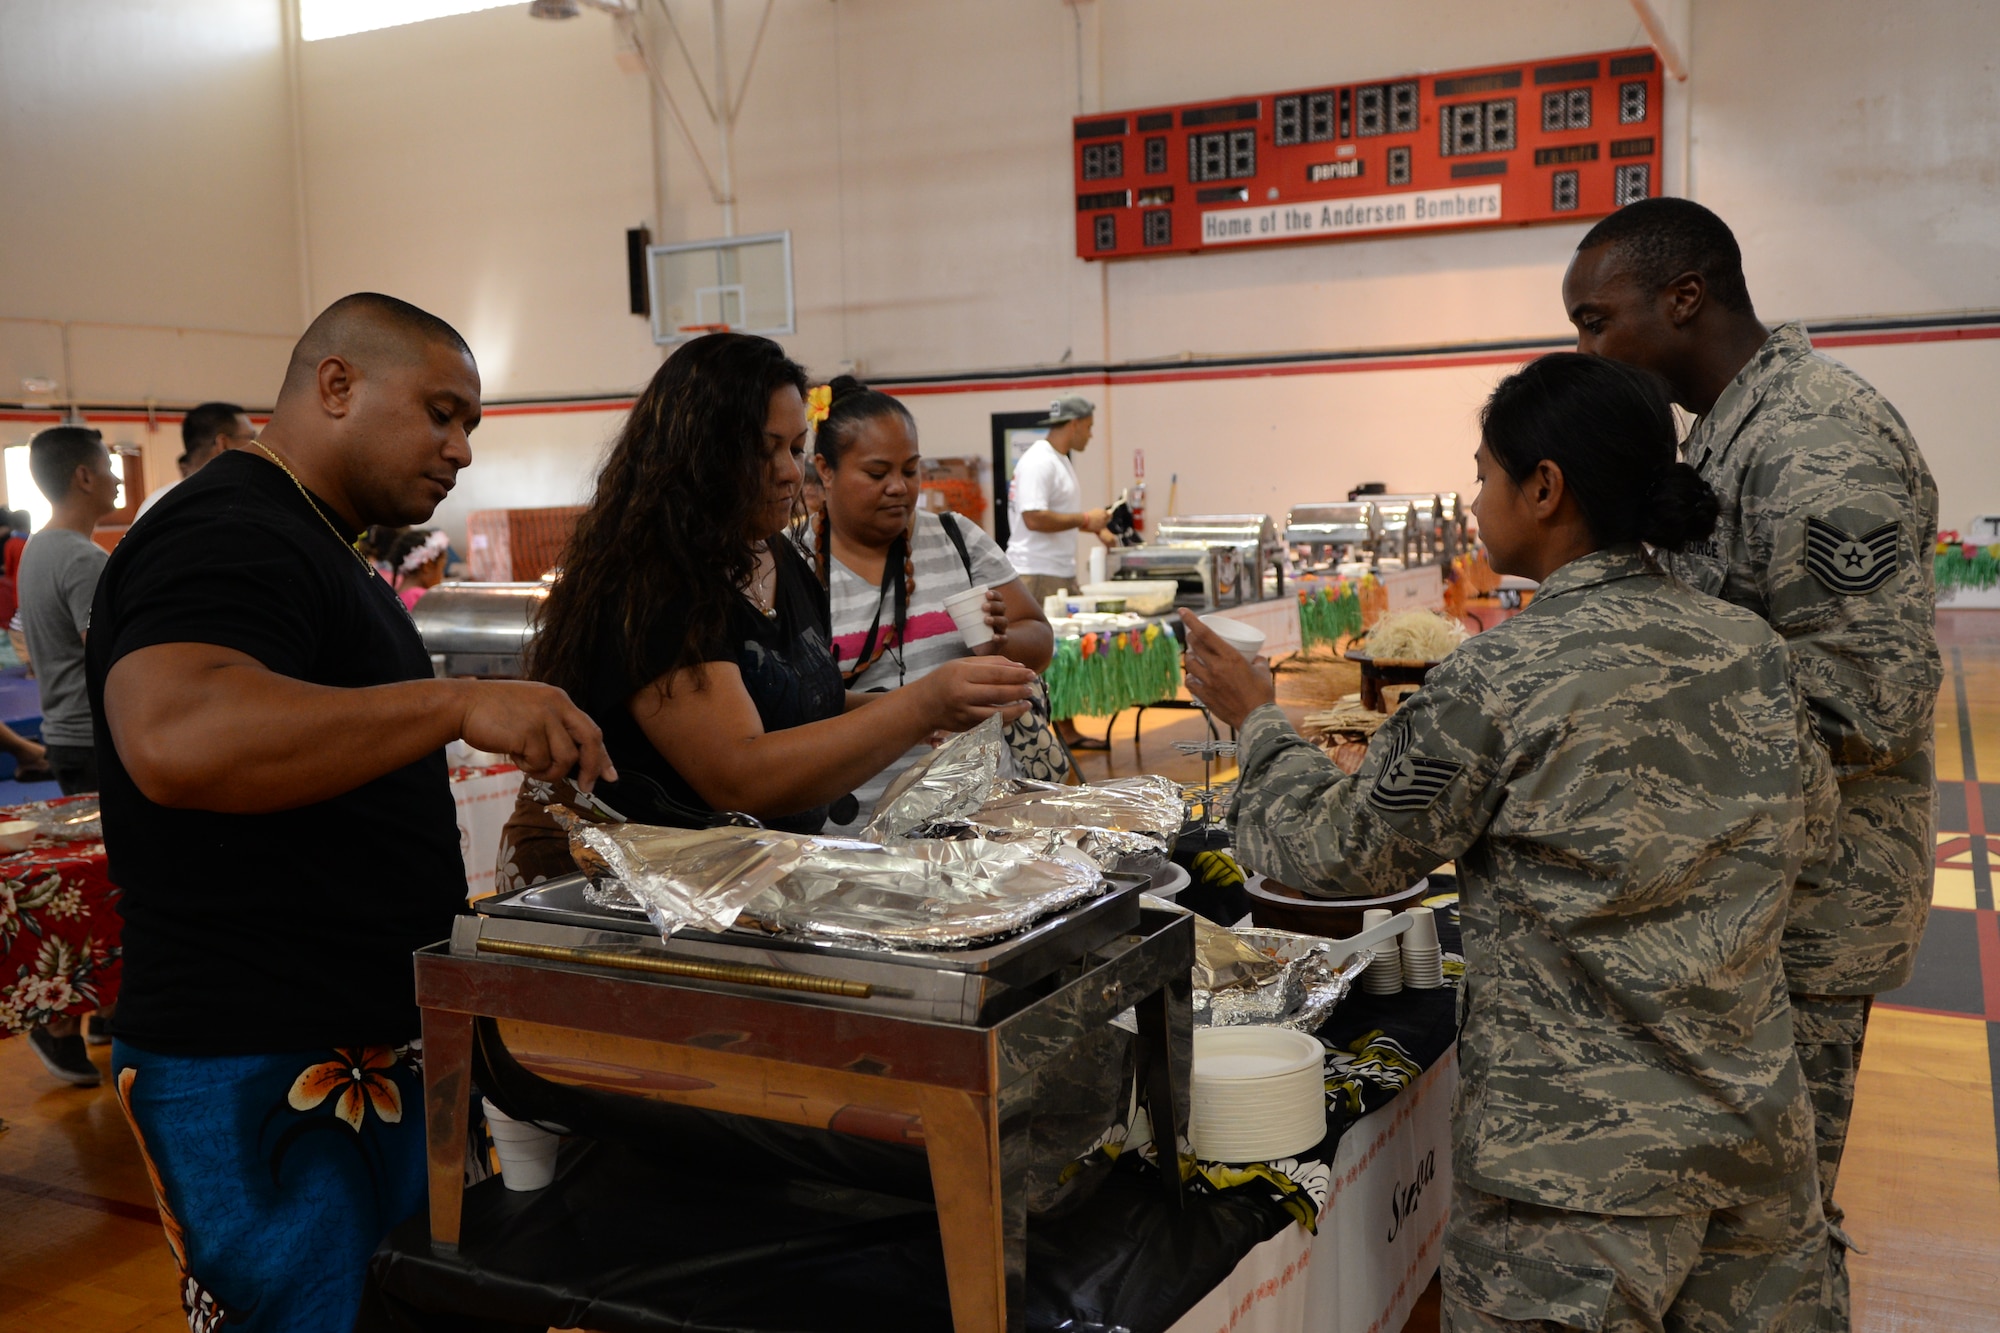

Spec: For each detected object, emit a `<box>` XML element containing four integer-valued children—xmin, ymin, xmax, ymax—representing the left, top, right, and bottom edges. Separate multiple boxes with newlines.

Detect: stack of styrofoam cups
<box><xmin>1401</xmin><ymin>906</ymin><xmax>1444</xmax><ymax>989</ymax></box>
<box><xmin>1359</xmin><ymin>907</ymin><xmax>1405</xmax><ymax>995</ymax></box>
<box><xmin>942</xmin><ymin>586</ymin><xmax>995</xmax><ymax>649</ymax></box>
<box><xmin>482</xmin><ymin>1097</ymin><xmax>566</xmax><ymax>1191</ymax></box>
<box><xmin>1189</xmin><ymin>1027</ymin><xmax>1328</xmax><ymax>1163</ymax></box>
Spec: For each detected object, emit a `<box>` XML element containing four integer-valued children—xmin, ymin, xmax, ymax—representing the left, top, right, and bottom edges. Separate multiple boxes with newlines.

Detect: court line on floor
<box><xmin>0</xmin><ymin>1170</ymin><xmax>160</xmax><ymax>1224</ymax></box>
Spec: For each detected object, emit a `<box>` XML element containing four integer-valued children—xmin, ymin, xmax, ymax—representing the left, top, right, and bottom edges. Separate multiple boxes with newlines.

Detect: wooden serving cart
<box><xmin>415</xmin><ymin>880</ymin><xmax>1193</xmax><ymax>1333</ymax></box>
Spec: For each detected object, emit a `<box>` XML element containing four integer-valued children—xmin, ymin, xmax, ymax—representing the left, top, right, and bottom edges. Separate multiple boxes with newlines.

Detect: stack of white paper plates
<box><xmin>1190</xmin><ymin>1027</ymin><xmax>1328</xmax><ymax>1163</ymax></box>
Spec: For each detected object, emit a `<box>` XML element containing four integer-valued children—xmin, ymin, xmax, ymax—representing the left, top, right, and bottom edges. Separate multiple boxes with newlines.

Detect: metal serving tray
<box><xmin>472</xmin><ymin>871</ymin><xmax>1149</xmax><ymax>1024</ymax></box>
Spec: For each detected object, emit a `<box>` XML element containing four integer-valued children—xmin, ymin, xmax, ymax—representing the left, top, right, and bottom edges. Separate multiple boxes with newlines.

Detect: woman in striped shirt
<box><xmin>807</xmin><ymin>377</ymin><xmax>1056</xmax><ymax>831</ymax></box>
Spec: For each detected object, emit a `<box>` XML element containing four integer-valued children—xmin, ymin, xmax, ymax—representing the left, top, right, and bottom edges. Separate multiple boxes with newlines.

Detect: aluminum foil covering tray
<box><xmin>908</xmin><ymin>776</ymin><xmax>1186</xmax><ymax>879</ymax></box>
<box><xmin>570</xmin><ymin>820</ymin><xmax>1104</xmax><ymax>951</ymax></box>
<box><xmin>1194</xmin><ymin>926</ymin><xmax>1370</xmax><ymax>1033</ymax></box>
<box><xmin>862</xmin><ymin>715</ymin><xmax>1012</xmax><ymax>841</ymax></box>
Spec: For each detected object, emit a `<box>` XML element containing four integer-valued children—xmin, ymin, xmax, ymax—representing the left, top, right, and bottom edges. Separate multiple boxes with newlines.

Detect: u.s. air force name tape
<box><xmin>1804</xmin><ymin>516</ymin><xmax>1900</xmax><ymax>596</ymax></box>
<box><xmin>1368</xmin><ymin>728</ymin><xmax>1464</xmax><ymax>813</ymax></box>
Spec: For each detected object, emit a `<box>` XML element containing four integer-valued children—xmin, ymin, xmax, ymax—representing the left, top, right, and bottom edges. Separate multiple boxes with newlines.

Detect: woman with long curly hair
<box><xmin>498</xmin><ymin>334</ymin><xmax>1034</xmax><ymax>886</ymax></box>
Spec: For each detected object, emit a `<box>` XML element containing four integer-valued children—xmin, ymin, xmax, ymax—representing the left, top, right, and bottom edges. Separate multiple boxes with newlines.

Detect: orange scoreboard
<box><xmin>1073</xmin><ymin>47</ymin><xmax>1664</xmax><ymax>260</ymax></box>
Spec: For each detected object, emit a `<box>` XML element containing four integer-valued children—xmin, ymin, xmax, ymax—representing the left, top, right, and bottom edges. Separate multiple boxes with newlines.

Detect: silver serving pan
<box><xmin>412</xmin><ymin>580</ymin><xmax>547</xmax><ymax>678</ymax></box>
<box><xmin>474</xmin><ymin>871</ymin><xmax>1149</xmax><ymax>1023</ymax></box>
<box><xmin>1286</xmin><ymin>500</ymin><xmax>1379</xmax><ymax>554</ymax></box>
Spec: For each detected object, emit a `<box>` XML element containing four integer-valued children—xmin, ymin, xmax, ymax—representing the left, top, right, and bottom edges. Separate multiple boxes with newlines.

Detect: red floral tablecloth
<box><xmin>0</xmin><ymin>796</ymin><xmax>121</xmax><ymax>1037</ymax></box>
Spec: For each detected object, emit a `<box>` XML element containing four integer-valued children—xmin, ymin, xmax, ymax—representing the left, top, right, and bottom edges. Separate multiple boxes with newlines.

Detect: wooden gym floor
<box><xmin>4</xmin><ymin>614</ymin><xmax>1998</xmax><ymax>1331</ymax></box>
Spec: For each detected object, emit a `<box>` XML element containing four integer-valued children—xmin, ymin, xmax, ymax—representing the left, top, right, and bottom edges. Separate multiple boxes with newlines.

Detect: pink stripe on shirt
<box><xmin>831</xmin><ymin>608</ymin><xmax>958</xmax><ymax>665</ymax></box>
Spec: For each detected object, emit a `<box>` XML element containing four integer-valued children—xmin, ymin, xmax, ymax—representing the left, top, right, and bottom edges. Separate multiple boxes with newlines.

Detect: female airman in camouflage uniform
<box><xmin>1183</xmin><ymin>354</ymin><xmax>1835</xmax><ymax>1332</ymax></box>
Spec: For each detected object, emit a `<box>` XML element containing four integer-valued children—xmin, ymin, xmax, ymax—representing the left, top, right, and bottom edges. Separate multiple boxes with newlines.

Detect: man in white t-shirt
<box><xmin>1005</xmin><ymin>395</ymin><xmax>1113</xmax><ymax>604</ymax></box>
<box><xmin>1006</xmin><ymin>395</ymin><xmax>1115</xmax><ymax>748</ymax></box>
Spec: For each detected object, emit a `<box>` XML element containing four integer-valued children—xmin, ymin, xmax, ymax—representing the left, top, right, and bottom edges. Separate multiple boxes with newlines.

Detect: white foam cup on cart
<box><xmin>482</xmin><ymin>1097</ymin><xmax>565</xmax><ymax>1192</ymax></box>
<box><xmin>1359</xmin><ymin>908</ymin><xmax>1405</xmax><ymax>995</ymax></box>
<box><xmin>1197</xmin><ymin>614</ymin><xmax>1266</xmax><ymax>661</ymax></box>
<box><xmin>1401</xmin><ymin>907</ymin><xmax>1443</xmax><ymax>989</ymax></box>
<box><xmin>943</xmin><ymin>585</ymin><xmax>995</xmax><ymax>649</ymax></box>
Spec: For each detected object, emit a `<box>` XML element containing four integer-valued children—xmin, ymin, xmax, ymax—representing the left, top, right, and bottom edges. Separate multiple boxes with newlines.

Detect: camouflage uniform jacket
<box><xmin>1232</xmin><ymin>546</ymin><xmax>1833</xmax><ymax>1214</ymax></box>
<box><xmin>1664</xmin><ymin>322</ymin><xmax>1940</xmax><ymax>994</ymax></box>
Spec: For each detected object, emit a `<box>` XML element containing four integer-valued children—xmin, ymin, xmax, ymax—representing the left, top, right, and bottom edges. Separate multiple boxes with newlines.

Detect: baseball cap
<box><xmin>1036</xmin><ymin>395</ymin><xmax>1096</xmax><ymax>427</ymax></box>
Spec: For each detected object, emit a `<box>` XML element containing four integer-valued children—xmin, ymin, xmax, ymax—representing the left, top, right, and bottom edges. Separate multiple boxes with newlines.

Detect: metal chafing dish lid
<box><xmin>411</xmin><ymin>580</ymin><xmax>547</xmax><ymax>657</ymax></box>
<box><xmin>1370</xmin><ymin>500</ymin><xmax>1415</xmax><ymax>531</ymax></box>
<box><xmin>1285</xmin><ymin>501</ymin><xmax>1379</xmax><ymax>540</ymax></box>
<box><xmin>1153</xmin><ymin>513</ymin><xmax>1280</xmax><ymax>547</ymax></box>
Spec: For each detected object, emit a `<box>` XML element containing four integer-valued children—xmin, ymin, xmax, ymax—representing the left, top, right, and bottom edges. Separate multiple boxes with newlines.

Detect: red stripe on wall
<box><xmin>1812</xmin><ymin>326</ymin><xmax>2000</xmax><ymax>350</ymax></box>
<box><xmin>5</xmin><ymin>318</ymin><xmax>1994</xmax><ymax>423</ymax></box>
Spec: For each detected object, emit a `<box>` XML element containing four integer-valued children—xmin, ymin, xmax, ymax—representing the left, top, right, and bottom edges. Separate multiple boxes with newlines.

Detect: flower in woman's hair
<box><xmin>806</xmin><ymin>384</ymin><xmax>833</xmax><ymax>426</ymax></box>
<box><xmin>288</xmin><ymin>1047</ymin><xmax>403</xmax><ymax>1131</ymax></box>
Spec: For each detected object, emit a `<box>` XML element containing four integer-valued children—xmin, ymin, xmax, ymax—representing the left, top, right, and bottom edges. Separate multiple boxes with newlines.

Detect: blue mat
<box><xmin>0</xmin><ymin>666</ymin><xmax>42</xmax><ymax>727</ymax></box>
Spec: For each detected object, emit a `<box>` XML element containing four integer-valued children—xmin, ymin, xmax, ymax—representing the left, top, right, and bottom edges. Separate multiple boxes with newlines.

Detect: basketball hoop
<box><xmin>645</xmin><ymin>231</ymin><xmax>795</xmax><ymax>345</ymax></box>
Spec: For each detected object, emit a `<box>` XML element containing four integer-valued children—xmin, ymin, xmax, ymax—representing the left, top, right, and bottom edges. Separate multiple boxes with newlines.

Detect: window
<box><xmin>302</xmin><ymin>0</ymin><xmax>521</xmax><ymax>43</ymax></box>
<box><xmin>3</xmin><ymin>447</ymin><xmax>51</xmax><ymax>533</ymax></box>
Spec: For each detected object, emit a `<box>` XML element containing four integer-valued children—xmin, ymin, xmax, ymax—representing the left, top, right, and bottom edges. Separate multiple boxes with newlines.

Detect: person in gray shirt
<box><xmin>14</xmin><ymin>425</ymin><xmax>121</xmax><ymax>1086</ymax></box>
<box><xmin>20</xmin><ymin>426</ymin><xmax>120</xmax><ymax>795</ymax></box>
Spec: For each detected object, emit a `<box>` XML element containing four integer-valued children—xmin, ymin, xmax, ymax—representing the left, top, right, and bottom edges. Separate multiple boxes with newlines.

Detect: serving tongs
<box><xmin>522</xmin><ymin>775</ymin><xmax>629</xmax><ymax>824</ymax></box>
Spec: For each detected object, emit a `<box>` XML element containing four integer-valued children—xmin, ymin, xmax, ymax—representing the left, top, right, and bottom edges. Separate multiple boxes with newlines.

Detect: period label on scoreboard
<box><xmin>1074</xmin><ymin>46</ymin><xmax>1664</xmax><ymax>261</ymax></box>
<box><xmin>1200</xmin><ymin>185</ymin><xmax>1501</xmax><ymax>245</ymax></box>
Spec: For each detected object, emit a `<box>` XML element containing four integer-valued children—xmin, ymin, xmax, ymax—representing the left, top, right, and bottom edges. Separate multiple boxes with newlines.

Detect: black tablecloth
<box><xmin>362</xmin><ymin>914</ymin><xmax>1462</xmax><ymax>1333</ymax></box>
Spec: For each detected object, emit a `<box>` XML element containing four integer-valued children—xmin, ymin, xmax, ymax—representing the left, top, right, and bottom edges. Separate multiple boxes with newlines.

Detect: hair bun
<box><xmin>827</xmin><ymin>374</ymin><xmax>869</xmax><ymax>405</ymax></box>
<box><xmin>1638</xmin><ymin>462</ymin><xmax>1720</xmax><ymax>550</ymax></box>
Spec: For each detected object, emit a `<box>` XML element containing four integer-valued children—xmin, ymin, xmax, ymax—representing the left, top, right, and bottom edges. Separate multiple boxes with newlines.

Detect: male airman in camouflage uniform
<box><xmin>1565</xmin><ymin>199</ymin><xmax>1939</xmax><ymax>1326</ymax></box>
<box><xmin>1187</xmin><ymin>539</ymin><xmax>1835</xmax><ymax>1331</ymax></box>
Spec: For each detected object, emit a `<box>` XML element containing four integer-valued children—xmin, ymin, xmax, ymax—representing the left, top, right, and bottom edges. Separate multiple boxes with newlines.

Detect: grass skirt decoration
<box><xmin>1298</xmin><ymin>580</ymin><xmax>1365</xmax><ymax>653</ymax></box>
<box><xmin>1045</xmin><ymin>622</ymin><xmax>1181</xmax><ymax>721</ymax></box>
<box><xmin>1936</xmin><ymin>533</ymin><xmax>2000</xmax><ymax>594</ymax></box>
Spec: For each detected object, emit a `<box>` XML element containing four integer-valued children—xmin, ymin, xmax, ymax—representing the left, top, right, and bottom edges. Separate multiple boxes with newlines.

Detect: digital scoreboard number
<box><xmin>1073</xmin><ymin>48</ymin><xmax>1663</xmax><ymax>260</ymax></box>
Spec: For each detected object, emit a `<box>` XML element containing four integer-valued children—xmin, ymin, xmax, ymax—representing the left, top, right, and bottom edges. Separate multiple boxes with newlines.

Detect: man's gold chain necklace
<box><xmin>251</xmin><ymin>440</ymin><xmax>380</xmax><ymax>579</ymax></box>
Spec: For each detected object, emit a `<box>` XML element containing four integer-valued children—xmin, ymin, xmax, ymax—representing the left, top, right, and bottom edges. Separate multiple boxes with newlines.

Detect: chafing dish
<box><xmin>419</xmin><ymin>871</ymin><xmax>1194</xmax><ymax>1333</ymax></box>
<box><xmin>1107</xmin><ymin>514</ymin><xmax>1285</xmax><ymax>609</ymax></box>
<box><xmin>1285</xmin><ymin>501</ymin><xmax>1379</xmax><ymax>569</ymax></box>
<box><xmin>1437</xmin><ymin>491</ymin><xmax>1468</xmax><ymax>557</ymax></box>
<box><xmin>472</xmin><ymin>870</ymin><xmax>1148</xmax><ymax>1024</ymax></box>
<box><xmin>412</xmin><ymin>580</ymin><xmax>546</xmax><ymax>678</ymax></box>
<box><xmin>1104</xmin><ymin>542</ymin><xmax>1241</xmax><ymax>608</ymax></box>
<box><xmin>1371</xmin><ymin>500</ymin><xmax>1416</xmax><ymax>565</ymax></box>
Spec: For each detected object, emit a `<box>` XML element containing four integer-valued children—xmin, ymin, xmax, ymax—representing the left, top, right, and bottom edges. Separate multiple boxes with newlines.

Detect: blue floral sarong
<box><xmin>111</xmin><ymin>1039</ymin><xmax>428</xmax><ymax>1332</ymax></box>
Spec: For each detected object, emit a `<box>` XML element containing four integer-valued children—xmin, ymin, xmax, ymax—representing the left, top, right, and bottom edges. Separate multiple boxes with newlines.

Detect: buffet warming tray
<box><xmin>412</xmin><ymin>579</ymin><xmax>547</xmax><ymax>678</ymax></box>
<box><xmin>421</xmin><ymin>872</ymin><xmax>1194</xmax><ymax>1333</ymax></box>
<box><xmin>472</xmin><ymin>870</ymin><xmax>1149</xmax><ymax>1024</ymax></box>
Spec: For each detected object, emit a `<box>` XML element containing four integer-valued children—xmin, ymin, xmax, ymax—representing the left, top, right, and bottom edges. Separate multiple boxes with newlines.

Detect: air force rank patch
<box><xmin>1804</xmin><ymin>517</ymin><xmax>1899</xmax><ymax>596</ymax></box>
<box><xmin>1368</xmin><ymin>728</ymin><xmax>1464</xmax><ymax>814</ymax></box>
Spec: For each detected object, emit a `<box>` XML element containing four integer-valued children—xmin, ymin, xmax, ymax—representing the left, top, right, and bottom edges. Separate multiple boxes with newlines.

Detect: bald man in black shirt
<box><xmin>88</xmin><ymin>293</ymin><xmax>612</xmax><ymax>1332</ymax></box>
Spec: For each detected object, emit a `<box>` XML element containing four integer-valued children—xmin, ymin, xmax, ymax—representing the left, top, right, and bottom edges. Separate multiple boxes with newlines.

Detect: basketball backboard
<box><xmin>646</xmin><ymin>231</ymin><xmax>794</xmax><ymax>345</ymax></box>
